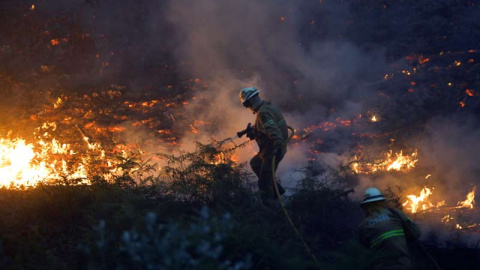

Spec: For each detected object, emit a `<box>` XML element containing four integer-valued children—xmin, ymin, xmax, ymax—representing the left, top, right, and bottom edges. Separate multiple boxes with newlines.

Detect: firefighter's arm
<box><xmin>405</xmin><ymin>217</ymin><xmax>421</xmax><ymax>240</ymax></box>
<box><xmin>397</xmin><ymin>209</ymin><xmax>422</xmax><ymax>240</ymax></box>
<box><xmin>259</xmin><ymin>111</ymin><xmax>283</xmax><ymax>148</ymax></box>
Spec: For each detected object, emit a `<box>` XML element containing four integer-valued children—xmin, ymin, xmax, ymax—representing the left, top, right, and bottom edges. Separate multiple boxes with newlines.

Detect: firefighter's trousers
<box><xmin>250</xmin><ymin>148</ymin><xmax>286</xmax><ymax>205</ymax></box>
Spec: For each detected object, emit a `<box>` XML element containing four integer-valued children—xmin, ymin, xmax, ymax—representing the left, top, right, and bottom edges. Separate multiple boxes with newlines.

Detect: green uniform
<box><xmin>249</xmin><ymin>101</ymin><xmax>288</xmax><ymax>205</ymax></box>
<box><xmin>359</xmin><ymin>208</ymin><xmax>421</xmax><ymax>270</ymax></box>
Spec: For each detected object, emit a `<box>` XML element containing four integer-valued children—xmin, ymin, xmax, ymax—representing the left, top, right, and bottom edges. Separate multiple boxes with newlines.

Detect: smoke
<box><xmin>4</xmin><ymin>0</ymin><xmax>480</xmax><ymax>245</ymax></box>
<box><xmin>163</xmin><ymin>0</ymin><xmax>388</xmax><ymax>105</ymax></box>
<box><xmin>14</xmin><ymin>1</ymin><xmax>479</xmax><ymax>194</ymax></box>
<box><xmin>158</xmin><ymin>0</ymin><xmax>393</xmax><ymax>184</ymax></box>
<box><xmin>419</xmin><ymin>116</ymin><xmax>480</xmax><ymax>202</ymax></box>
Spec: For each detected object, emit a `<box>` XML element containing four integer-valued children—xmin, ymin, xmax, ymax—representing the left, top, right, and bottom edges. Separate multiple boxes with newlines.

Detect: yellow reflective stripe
<box><xmin>264</xmin><ymin>119</ymin><xmax>275</xmax><ymax>127</ymax></box>
<box><xmin>370</xmin><ymin>230</ymin><xmax>405</xmax><ymax>248</ymax></box>
<box><xmin>264</xmin><ymin>119</ymin><xmax>286</xmax><ymax>127</ymax></box>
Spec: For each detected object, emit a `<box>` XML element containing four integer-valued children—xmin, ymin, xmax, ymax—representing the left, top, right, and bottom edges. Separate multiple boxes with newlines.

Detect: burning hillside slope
<box><xmin>0</xmin><ymin>0</ymin><xmax>479</xmax><ymax>250</ymax></box>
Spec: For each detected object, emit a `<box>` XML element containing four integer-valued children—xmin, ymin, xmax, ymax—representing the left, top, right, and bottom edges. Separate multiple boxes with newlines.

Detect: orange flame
<box><xmin>456</xmin><ymin>187</ymin><xmax>476</xmax><ymax>209</ymax></box>
<box><xmin>0</xmin><ymin>137</ymin><xmax>90</xmax><ymax>188</ymax></box>
<box><xmin>352</xmin><ymin>150</ymin><xmax>418</xmax><ymax>174</ymax></box>
<box><xmin>402</xmin><ymin>187</ymin><xmax>445</xmax><ymax>213</ymax></box>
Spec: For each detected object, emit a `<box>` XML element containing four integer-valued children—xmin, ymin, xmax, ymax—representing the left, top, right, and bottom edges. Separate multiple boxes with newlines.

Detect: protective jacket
<box><xmin>249</xmin><ymin>100</ymin><xmax>288</xmax><ymax>205</ymax></box>
<box><xmin>359</xmin><ymin>208</ymin><xmax>421</xmax><ymax>270</ymax></box>
<box><xmin>253</xmin><ymin>101</ymin><xmax>288</xmax><ymax>154</ymax></box>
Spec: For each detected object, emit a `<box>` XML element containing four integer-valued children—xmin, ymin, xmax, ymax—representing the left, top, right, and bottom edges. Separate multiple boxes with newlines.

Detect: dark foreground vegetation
<box><xmin>0</xmin><ymin>143</ymin><xmax>478</xmax><ymax>270</ymax></box>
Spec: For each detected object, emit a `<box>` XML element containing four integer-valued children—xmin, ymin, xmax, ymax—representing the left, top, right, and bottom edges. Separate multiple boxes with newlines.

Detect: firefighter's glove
<box><xmin>246</xmin><ymin>128</ymin><xmax>256</xmax><ymax>140</ymax></box>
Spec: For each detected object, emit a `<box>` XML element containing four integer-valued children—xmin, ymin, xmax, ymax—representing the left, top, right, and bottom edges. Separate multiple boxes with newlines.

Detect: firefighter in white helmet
<box><xmin>239</xmin><ymin>87</ymin><xmax>287</xmax><ymax>206</ymax></box>
<box><xmin>359</xmin><ymin>187</ymin><xmax>421</xmax><ymax>270</ymax></box>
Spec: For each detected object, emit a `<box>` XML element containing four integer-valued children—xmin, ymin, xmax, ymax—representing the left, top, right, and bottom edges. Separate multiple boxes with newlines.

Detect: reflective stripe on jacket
<box><xmin>359</xmin><ymin>208</ymin><xmax>420</xmax><ymax>269</ymax></box>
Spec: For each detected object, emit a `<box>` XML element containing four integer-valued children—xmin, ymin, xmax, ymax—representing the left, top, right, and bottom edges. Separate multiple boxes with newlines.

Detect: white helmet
<box><xmin>361</xmin><ymin>187</ymin><xmax>386</xmax><ymax>205</ymax></box>
<box><xmin>239</xmin><ymin>87</ymin><xmax>259</xmax><ymax>105</ymax></box>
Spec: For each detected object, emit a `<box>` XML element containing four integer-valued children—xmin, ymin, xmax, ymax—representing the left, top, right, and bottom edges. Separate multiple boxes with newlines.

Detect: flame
<box><xmin>212</xmin><ymin>153</ymin><xmax>225</xmax><ymax>165</ymax></box>
<box><xmin>0</xmin><ymin>137</ymin><xmax>90</xmax><ymax>188</ymax></box>
<box><xmin>371</xmin><ymin>115</ymin><xmax>378</xmax><ymax>122</ymax></box>
<box><xmin>0</xmin><ymin>122</ymin><xmax>142</xmax><ymax>189</ymax></box>
<box><xmin>30</xmin><ymin>5</ymin><xmax>35</xmax><ymax>11</ymax></box>
<box><xmin>456</xmin><ymin>187</ymin><xmax>476</xmax><ymax>209</ymax></box>
<box><xmin>53</xmin><ymin>97</ymin><xmax>63</xmax><ymax>108</ymax></box>
<box><xmin>352</xmin><ymin>150</ymin><xmax>418</xmax><ymax>174</ymax></box>
<box><xmin>402</xmin><ymin>187</ymin><xmax>445</xmax><ymax>213</ymax></box>
<box><xmin>385</xmin><ymin>150</ymin><xmax>418</xmax><ymax>171</ymax></box>
<box><xmin>51</xmin><ymin>39</ymin><xmax>59</xmax><ymax>46</ymax></box>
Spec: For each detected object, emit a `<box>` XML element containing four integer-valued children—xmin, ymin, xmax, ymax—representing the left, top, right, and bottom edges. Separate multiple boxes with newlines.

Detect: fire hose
<box><xmin>272</xmin><ymin>126</ymin><xmax>326</xmax><ymax>270</ymax></box>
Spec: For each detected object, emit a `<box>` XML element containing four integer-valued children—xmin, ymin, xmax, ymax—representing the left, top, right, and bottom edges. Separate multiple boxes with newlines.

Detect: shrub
<box><xmin>79</xmin><ymin>207</ymin><xmax>252</xmax><ymax>270</ymax></box>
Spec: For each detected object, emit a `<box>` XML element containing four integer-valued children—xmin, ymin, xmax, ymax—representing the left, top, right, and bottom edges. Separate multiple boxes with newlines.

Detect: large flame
<box><xmin>404</xmin><ymin>186</ymin><xmax>477</xmax><ymax>231</ymax></box>
<box><xmin>0</xmin><ymin>122</ymin><xmax>138</xmax><ymax>189</ymax></box>
<box><xmin>0</xmin><ymin>137</ymin><xmax>89</xmax><ymax>188</ymax></box>
<box><xmin>352</xmin><ymin>149</ymin><xmax>418</xmax><ymax>174</ymax></box>
<box><xmin>402</xmin><ymin>187</ymin><xmax>445</xmax><ymax>213</ymax></box>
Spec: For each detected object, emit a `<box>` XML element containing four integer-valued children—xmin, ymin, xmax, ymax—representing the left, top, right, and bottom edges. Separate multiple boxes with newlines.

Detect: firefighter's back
<box><xmin>359</xmin><ymin>208</ymin><xmax>412</xmax><ymax>270</ymax></box>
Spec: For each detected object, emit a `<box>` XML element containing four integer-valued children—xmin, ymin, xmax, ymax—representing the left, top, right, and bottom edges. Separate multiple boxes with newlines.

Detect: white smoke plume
<box><xmin>159</xmin><ymin>0</ymin><xmax>392</xmax><ymax>184</ymax></box>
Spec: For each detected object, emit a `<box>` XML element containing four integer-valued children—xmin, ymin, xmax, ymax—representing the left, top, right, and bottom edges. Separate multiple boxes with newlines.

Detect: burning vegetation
<box><xmin>0</xmin><ymin>0</ymin><xmax>479</xmax><ymax>269</ymax></box>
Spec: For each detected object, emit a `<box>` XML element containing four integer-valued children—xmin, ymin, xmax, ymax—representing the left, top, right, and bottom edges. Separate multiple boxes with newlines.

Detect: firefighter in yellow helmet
<box><xmin>359</xmin><ymin>187</ymin><xmax>421</xmax><ymax>270</ymax></box>
<box><xmin>239</xmin><ymin>87</ymin><xmax>288</xmax><ymax>206</ymax></box>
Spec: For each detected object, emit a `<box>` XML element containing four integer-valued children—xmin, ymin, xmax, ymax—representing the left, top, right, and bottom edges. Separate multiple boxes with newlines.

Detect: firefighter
<box><xmin>359</xmin><ymin>187</ymin><xmax>421</xmax><ymax>270</ymax></box>
<box><xmin>239</xmin><ymin>87</ymin><xmax>288</xmax><ymax>206</ymax></box>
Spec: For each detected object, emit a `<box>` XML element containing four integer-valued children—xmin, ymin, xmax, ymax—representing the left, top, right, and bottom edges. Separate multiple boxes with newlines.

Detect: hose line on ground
<box><xmin>272</xmin><ymin>126</ymin><xmax>325</xmax><ymax>270</ymax></box>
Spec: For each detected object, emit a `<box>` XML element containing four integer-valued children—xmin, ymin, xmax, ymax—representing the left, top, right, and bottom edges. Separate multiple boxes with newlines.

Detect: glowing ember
<box><xmin>466</xmin><ymin>89</ymin><xmax>478</xmax><ymax>96</ymax></box>
<box><xmin>419</xmin><ymin>57</ymin><xmax>430</xmax><ymax>64</ymax></box>
<box><xmin>456</xmin><ymin>187</ymin><xmax>476</xmax><ymax>209</ymax></box>
<box><xmin>441</xmin><ymin>215</ymin><xmax>454</xmax><ymax>223</ymax></box>
<box><xmin>402</xmin><ymin>187</ymin><xmax>445</xmax><ymax>213</ymax></box>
